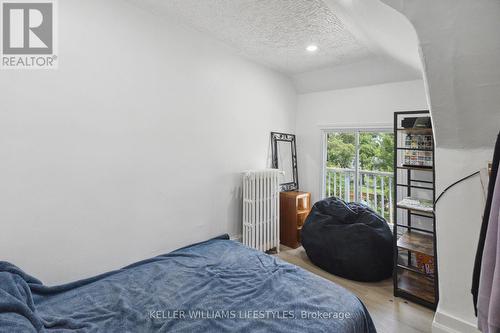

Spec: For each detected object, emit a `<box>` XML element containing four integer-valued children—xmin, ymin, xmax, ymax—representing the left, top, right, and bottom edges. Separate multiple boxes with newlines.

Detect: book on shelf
<box><xmin>417</xmin><ymin>253</ymin><xmax>435</xmax><ymax>276</ymax></box>
<box><xmin>402</xmin><ymin>131</ymin><xmax>433</xmax><ymax>167</ymax></box>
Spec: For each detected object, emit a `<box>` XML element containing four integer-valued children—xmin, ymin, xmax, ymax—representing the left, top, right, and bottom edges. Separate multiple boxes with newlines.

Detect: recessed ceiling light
<box><xmin>306</xmin><ymin>44</ymin><xmax>318</xmax><ymax>52</ymax></box>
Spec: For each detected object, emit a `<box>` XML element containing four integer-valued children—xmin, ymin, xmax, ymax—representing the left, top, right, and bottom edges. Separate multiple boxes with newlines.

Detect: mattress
<box><xmin>0</xmin><ymin>235</ymin><xmax>376</xmax><ymax>332</ymax></box>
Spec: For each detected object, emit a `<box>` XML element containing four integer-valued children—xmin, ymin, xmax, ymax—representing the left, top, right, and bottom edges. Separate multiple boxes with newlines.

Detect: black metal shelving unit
<box><xmin>393</xmin><ymin>110</ymin><xmax>438</xmax><ymax>310</ymax></box>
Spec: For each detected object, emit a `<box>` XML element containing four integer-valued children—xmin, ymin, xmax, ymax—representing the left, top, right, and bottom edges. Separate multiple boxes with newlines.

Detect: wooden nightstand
<box><xmin>280</xmin><ymin>191</ymin><xmax>311</xmax><ymax>249</ymax></box>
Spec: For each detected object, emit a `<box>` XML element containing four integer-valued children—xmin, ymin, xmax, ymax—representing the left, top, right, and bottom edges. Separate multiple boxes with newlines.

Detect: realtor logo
<box><xmin>1</xmin><ymin>0</ymin><xmax>57</xmax><ymax>69</ymax></box>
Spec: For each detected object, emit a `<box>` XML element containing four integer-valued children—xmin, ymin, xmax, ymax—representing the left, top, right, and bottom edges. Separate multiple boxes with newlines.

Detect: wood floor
<box><xmin>277</xmin><ymin>246</ymin><xmax>434</xmax><ymax>333</ymax></box>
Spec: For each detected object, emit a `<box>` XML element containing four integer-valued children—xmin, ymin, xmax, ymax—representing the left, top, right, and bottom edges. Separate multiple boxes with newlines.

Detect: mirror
<box><xmin>271</xmin><ymin>132</ymin><xmax>298</xmax><ymax>191</ymax></box>
<box><xmin>277</xmin><ymin>141</ymin><xmax>294</xmax><ymax>184</ymax></box>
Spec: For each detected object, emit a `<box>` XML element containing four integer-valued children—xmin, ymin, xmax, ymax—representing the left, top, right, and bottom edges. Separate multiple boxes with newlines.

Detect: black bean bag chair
<box><xmin>301</xmin><ymin>197</ymin><xmax>393</xmax><ymax>282</ymax></box>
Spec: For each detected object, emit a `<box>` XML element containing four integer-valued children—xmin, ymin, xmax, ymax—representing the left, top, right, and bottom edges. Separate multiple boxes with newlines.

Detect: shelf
<box><xmin>297</xmin><ymin>210</ymin><xmax>309</xmax><ymax>227</ymax></box>
<box><xmin>402</xmin><ymin>164</ymin><xmax>433</xmax><ymax>170</ymax></box>
<box><xmin>397</xmin><ymin>128</ymin><xmax>433</xmax><ymax>135</ymax></box>
<box><xmin>397</xmin><ymin>231</ymin><xmax>434</xmax><ymax>257</ymax></box>
<box><xmin>410</xmin><ymin>179</ymin><xmax>433</xmax><ymax>184</ymax></box>
<box><xmin>409</xmin><ymin>211</ymin><xmax>435</xmax><ymax>219</ymax></box>
<box><xmin>397</xmin><ymin>264</ymin><xmax>435</xmax><ymax>277</ymax></box>
<box><xmin>397</xmin><ymin>270</ymin><xmax>436</xmax><ymax>304</ymax></box>
<box><xmin>397</xmin><ymin>166</ymin><xmax>433</xmax><ymax>171</ymax></box>
<box><xmin>396</xmin><ymin>206</ymin><xmax>434</xmax><ymax>217</ymax></box>
<box><xmin>396</xmin><ymin>183</ymin><xmax>434</xmax><ymax>190</ymax></box>
<box><xmin>280</xmin><ymin>191</ymin><xmax>310</xmax><ymax>249</ymax></box>
<box><xmin>397</xmin><ymin>198</ymin><xmax>434</xmax><ymax>214</ymax></box>
<box><xmin>396</xmin><ymin>224</ymin><xmax>434</xmax><ymax>234</ymax></box>
<box><xmin>397</xmin><ymin>147</ymin><xmax>433</xmax><ymax>152</ymax></box>
<box><xmin>394</xmin><ymin>110</ymin><xmax>437</xmax><ymax>309</ymax></box>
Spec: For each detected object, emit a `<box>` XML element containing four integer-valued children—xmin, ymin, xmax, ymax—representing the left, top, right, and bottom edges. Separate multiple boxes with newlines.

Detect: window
<box><xmin>322</xmin><ymin>128</ymin><xmax>394</xmax><ymax>222</ymax></box>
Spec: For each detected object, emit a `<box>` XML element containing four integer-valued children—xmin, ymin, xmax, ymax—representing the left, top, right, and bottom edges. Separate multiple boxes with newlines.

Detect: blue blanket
<box><xmin>0</xmin><ymin>235</ymin><xmax>376</xmax><ymax>332</ymax></box>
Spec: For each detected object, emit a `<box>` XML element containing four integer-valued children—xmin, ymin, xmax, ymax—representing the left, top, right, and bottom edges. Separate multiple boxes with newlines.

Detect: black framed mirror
<box><xmin>271</xmin><ymin>132</ymin><xmax>298</xmax><ymax>191</ymax></box>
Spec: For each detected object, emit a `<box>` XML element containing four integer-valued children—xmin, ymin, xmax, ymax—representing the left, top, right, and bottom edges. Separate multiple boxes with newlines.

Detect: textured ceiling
<box><xmin>133</xmin><ymin>0</ymin><xmax>372</xmax><ymax>74</ymax></box>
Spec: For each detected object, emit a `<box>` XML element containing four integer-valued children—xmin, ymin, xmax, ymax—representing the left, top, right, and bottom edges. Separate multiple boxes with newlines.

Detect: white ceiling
<box><xmin>126</xmin><ymin>0</ymin><xmax>422</xmax><ymax>92</ymax></box>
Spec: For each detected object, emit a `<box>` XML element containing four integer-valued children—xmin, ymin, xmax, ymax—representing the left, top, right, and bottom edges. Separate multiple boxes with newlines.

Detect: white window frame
<box><xmin>320</xmin><ymin>124</ymin><xmax>393</xmax><ymax>200</ymax></box>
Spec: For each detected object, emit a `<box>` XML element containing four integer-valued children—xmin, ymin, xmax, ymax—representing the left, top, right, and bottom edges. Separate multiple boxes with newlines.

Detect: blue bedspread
<box><xmin>0</xmin><ymin>235</ymin><xmax>376</xmax><ymax>332</ymax></box>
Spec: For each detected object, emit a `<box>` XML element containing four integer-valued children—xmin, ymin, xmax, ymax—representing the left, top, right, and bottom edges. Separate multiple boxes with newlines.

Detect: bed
<box><xmin>0</xmin><ymin>235</ymin><xmax>376</xmax><ymax>332</ymax></box>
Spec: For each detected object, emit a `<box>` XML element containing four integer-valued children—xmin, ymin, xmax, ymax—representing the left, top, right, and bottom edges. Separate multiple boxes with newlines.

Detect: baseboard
<box><xmin>432</xmin><ymin>311</ymin><xmax>480</xmax><ymax>333</ymax></box>
<box><xmin>229</xmin><ymin>234</ymin><xmax>242</xmax><ymax>242</ymax></box>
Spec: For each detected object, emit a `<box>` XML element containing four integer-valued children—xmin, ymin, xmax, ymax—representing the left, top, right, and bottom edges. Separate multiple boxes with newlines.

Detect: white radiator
<box><xmin>242</xmin><ymin>169</ymin><xmax>282</xmax><ymax>253</ymax></box>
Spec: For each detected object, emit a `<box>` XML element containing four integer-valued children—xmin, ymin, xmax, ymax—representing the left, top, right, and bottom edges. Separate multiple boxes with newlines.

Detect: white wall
<box><xmin>380</xmin><ymin>1</ymin><xmax>500</xmax><ymax>332</ymax></box>
<box><xmin>0</xmin><ymin>0</ymin><xmax>296</xmax><ymax>285</ymax></box>
<box><xmin>383</xmin><ymin>0</ymin><xmax>500</xmax><ymax>150</ymax></box>
<box><xmin>293</xmin><ymin>55</ymin><xmax>421</xmax><ymax>94</ymax></box>
<box><xmin>433</xmin><ymin>148</ymin><xmax>493</xmax><ymax>333</ymax></box>
<box><xmin>292</xmin><ymin>0</ymin><xmax>424</xmax><ymax>94</ymax></box>
<box><xmin>296</xmin><ymin>80</ymin><xmax>428</xmax><ymax>203</ymax></box>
